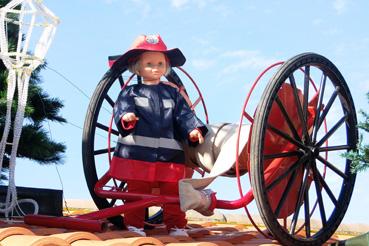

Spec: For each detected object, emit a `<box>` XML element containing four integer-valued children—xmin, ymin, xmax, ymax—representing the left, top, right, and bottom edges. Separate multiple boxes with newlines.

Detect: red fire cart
<box><xmin>26</xmin><ymin>52</ymin><xmax>358</xmax><ymax>246</ymax></box>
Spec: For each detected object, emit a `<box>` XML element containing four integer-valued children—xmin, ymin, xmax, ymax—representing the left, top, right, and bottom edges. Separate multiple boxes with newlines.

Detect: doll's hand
<box><xmin>189</xmin><ymin>129</ymin><xmax>204</xmax><ymax>144</ymax></box>
<box><xmin>123</xmin><ymin>112</ymin><xmax>139</xmax><ymax>122</ymax></box>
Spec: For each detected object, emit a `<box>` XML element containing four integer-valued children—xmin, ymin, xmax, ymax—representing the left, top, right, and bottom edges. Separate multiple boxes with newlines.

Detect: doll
<box><xmin>111</xmin><ymin>34</ymin><xmax>208</xmax><ymax>236</ymax></box>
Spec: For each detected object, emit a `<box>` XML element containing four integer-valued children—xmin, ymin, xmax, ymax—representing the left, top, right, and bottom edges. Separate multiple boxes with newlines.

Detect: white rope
<box><xmin>0</xmin><ymin>70</ymin><xmax>16</xmax><ymax>171</ymax></box>
<box><xmin>9</xmin><ymin>198</ymin><xmax>39</xmax><ymax>219</ymax></box>
<box><xmin>4</xmin><ymin>71</ymin><xmax>30</xmax><ymax>217</ymax></box>
<box><xmin>0</xmin><ymin>8</ymin><xmax>17</xmax><ymax>212</ymax></box>
<box><xmin>15</xmin><ymin>4</ymin><xmax>25</xmax><ymax>61</ymax></box>
<box><xmin>0</xmin><ymin>0</ymin><xmax>59</xmax><ymax>218</ymax></box>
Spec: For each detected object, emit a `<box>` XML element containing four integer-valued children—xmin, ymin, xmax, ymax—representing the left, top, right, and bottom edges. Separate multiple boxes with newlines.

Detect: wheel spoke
<box><xmin>243</xmin><ymin>111</ymin><xmax>254</xmax><ymax>123</ymax></box>
<box><xmin>314</xmin><ymin>166</ymin><xmax>338</xmax><ymax>206</ymax></box>
<box><xmin>274</xmin><ymin>169</ymin><xmax>297</xmax><ymax>218</ymax></box>
<box><xmin>304</xmin><ymin>184</ymin><xmax>311</xmax><ymax>238</ymax></box>
<box><xmin>319</xmin><ymin>145</ymin><xmax>351</xmax><ymax>152</ymax></box>
<box><xmin>316</xmin><ymin>155</ymin><xmax>348</xmax><ymax>180</ymax></box>
<box><xmin>105</xmin><ymin>94</ymin><xmax>115</xmax><ymax>108</ymax></box>
<box><xmin>311</xmin><ymin>160</ymin><xmax>327</xmax><ymax>226</ymax></box>
<box><xmin>289</xmin><ymin>74</ymin><xmax>309</xmax><ymax>141</ymax></box>
<box><xmin>267</xmin><ymin>124</ymin><xmax>305</xmax><ymax>149</ymax></box>
<box><xmin>264</xmin><ymin>150</ymin><xmax>300</xmax><ymax>160</ymax></box>
<box><xmin>137</xmin><ymin>75</ymin><xmax>142</xmax><ymax>84</ymax></box>
<box><xmin>118</xmin><ymin>75</ymin><xmax>125</xmax><ymax>87</ymax></box>
<box><xmin>191</xmin><ymin>97</ymin><xmax>201</xmax><ymax>109</ymax></box>
<box><xmin>266</xmin><ymin>155</ymin><xmax>308</xmax><ymax>192</ymax></box>
<box><xmin>108</xmin><ymin>181</ymin><xmax>126</xmax><ymax>206</ymax></box>
<box><xmin>96</xmin><ymin>122</ymin><xmax>119</xmax><ymax>136</ymax></box>
<box><xmin>316</xmin><ymin>114</ymin><xmax>347</xmax><ymax>147</ymax></box>
<box><xmin>116</xmin><ymin>180</ymin><xmax>126</xmax><ymax>190</ymax></box>
<box><xmin>290</xmin><ymin>165</ymin><xmax>310</xmax><ymax>234</ymax></box>
<box><xmin>94</xmin><ymin>147</ymin><xmax>115</xmax><ymax>155</ymax></box>
<box><xmin>303</xmin><ymin>66</ymin><xmax>310</xmax><ymax>143</ymax></box>
<box><xmin>108</xmin><ymin>199</ymin><xmax>117</xmax><ymax>207</ymax></box>
<box><xmin>312</xmin><ymin>73</ymin><xmax>327</xmax><ymax>142</ymax></box>
<box><xmin>275</xmin><ymin>96</ymin><xmax>302</xmax><ymax>142</ymax></box>
<box><xmin>316</xmin><ymin>87</ymin><xmax>339</xmax><ymax>133</ymax></box>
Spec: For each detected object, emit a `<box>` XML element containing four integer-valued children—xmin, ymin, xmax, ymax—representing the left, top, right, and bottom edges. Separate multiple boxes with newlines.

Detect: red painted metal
<box><xmin>24</xmin><ymin>214</ymin><xmax>107</xmax><ymax>232</ymax></box>
<box><xmin>76</xmin><ymin>197</ymin><xmax>167</xmax><ymax>220</ymax></box>
<box><xmin>24</xmin><ymin>192</ymin><xmax>255</xmax><ymax>232</ymax></box>
<box><xmin>23</xmin><ymin>60</ymin><xmax>333</xmax><ymax>235</ymax></box>
<box><xmin>176</xmin><ymin>66</ymin><xmax>209</xmax><ymax>124</ymax></box>
<box><xmin>94</xmin><ymin>171</ymin><xmax>251</xmax><ymax>209</ymax></box>
<box><xmin>215</xmin><ymin>190</ymin><xmax>254</xmax><ymax>209</ymax></box>
<box><xmin>235</xmin><ymin>61</ymin><xmax>284</xmax><ymax>237</ymax></box>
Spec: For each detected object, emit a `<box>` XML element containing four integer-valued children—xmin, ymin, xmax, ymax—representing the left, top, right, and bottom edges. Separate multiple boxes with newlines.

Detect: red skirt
<box><xmin>109</xmin><ymin>156</ymin><xmax>186</xmax><ymax>182</ymax></box>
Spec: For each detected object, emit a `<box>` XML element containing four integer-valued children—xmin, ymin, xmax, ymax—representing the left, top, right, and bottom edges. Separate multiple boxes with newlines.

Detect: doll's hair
<box><xmin>128</xmin><ymin>52</ymin><xmax>171</xmax><ymax>77</ymax></box>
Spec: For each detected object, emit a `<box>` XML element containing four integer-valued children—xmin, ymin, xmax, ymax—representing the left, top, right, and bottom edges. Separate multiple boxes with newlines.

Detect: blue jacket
<box><xmin>113</xmin><ymin>82</ymin><xmax>208</xmax><ymax>164</ymax></box>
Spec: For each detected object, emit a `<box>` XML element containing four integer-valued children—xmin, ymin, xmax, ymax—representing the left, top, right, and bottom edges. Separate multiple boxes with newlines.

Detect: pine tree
<box><xmin>345</xmin><ymin>92</ymin><xmax>369</xmax><ymax>173</ymax></box>
<box><xmin>0</xmin><ymin>0</ymin><xmax>66</xmax><ymax>179</ymax></box>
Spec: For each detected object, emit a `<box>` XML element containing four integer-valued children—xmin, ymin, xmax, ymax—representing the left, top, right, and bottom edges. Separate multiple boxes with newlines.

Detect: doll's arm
<box><xmin>114</xmin><ymin>87</ymin><xmax>137</xmax><ymax>136</ymax></box>
<box><xmin>174</xmin><ymin>92</ymin><xmax>208</xmax><ymax>144</ymax></box>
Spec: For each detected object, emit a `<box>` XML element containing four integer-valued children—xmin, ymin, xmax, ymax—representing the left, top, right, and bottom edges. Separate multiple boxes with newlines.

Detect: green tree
<box><xmin>0</xmin><ymin>0</ymin><xmax>66</xmax><ymax>179</ymax></box>
<box><xmin>345</xmin><ymin>92</ymin><xmax>369</xmax><ymax>173</ymax></box>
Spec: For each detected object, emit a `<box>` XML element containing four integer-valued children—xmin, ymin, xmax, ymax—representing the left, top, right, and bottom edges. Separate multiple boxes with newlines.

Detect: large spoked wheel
<box><xmin>82</xmin><ymin>60</ymin><xmax>207</xmax><ymax>228</ymax></box>
<box><xmin>250</xmin><ymin>53</ymin><xmax>358</xmax><ymax>245</ymax></box>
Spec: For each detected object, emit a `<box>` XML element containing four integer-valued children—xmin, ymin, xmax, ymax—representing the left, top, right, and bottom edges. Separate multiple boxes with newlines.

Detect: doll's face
<box><xmin>138</xmin><ymin>51</ymin><xmax>167</xmax><ymax>84</ymax></box>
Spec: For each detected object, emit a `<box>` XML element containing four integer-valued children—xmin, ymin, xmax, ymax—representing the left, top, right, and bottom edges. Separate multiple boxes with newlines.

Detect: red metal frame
<box><xmin>93</xmin><ymin>171</ymin><xmax>254</xmax><ymax>210</ymax></box>
<box><xmin>24</xmin><ymin>62</ymin><xmax>330</xmax><ymax>235</ymax></box>
<box><xmin>25</xmin><ymin>169</ymin><xmax>254</xmax><ymax>232</ymax></box>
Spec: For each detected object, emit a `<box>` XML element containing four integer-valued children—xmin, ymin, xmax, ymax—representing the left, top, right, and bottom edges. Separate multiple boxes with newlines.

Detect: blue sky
<box><xmin>13</xmin><ymin>0</ymin><xmax>369</xmax><ymax>225</ymax></box>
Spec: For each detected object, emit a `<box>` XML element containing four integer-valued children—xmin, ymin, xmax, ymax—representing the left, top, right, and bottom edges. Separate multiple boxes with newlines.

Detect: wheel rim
<box><xmin>250</xmin><ymin>53</ymin><xmax>358</xmax><ymax>245</ymax></box>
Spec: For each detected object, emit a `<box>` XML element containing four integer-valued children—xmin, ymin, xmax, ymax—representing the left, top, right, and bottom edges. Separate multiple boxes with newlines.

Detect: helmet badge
<box><xmin>146</xmin><ymin>35</ymin><xmax>159</xmax><ymax>44</ymax></box>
